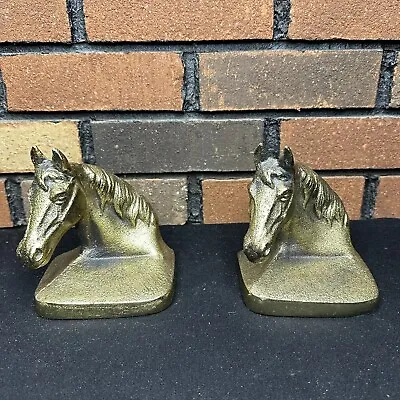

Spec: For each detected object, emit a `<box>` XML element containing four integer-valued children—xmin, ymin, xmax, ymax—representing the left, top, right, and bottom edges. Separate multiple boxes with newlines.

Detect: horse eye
<box><xmin>280</xmin><ymin>191</ymin><xmax>292</xmax><ymax>201</ymax></box>
<box><xmin>52</xmin><ymin>192</ymin><xmax>68</xmax><ymax>205</ymax></box>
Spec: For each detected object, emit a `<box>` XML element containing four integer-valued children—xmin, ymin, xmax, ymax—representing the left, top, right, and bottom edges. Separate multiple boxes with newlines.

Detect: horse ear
<box><xmin>30</xmin><ymin>146</ymin><xmax>46</xmax><ymax>166</ymax></box>
<box><xmin>280</xmin><ymin>147</ymin><xmax>294</xmax><ymax>170</ymax></box>
<box><xmin>254</xmin><ymin>143</ymin><xmax>265</xmax><ymax>165</ymax></box>
<box><xmin>52</xmin><ymin>148</ymin><xmax>71</xmax><ymax>172</ymax></box>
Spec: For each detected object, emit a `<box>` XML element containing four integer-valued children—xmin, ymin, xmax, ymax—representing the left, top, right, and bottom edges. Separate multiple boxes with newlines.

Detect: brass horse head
<box><xmin>16</xmin><ymin>147</ymin><xmax>175</xmax><ymax>319</ymax></box>
<box><xmin>239</xmin><ymin>145</ymin><xmax>378</xmax><ymax>317</ymax></box>
<box><xmin>17</xmin><ymin>146</ymin><xmax>162</xmax><ymax>271</ymax></box>
<box><xmin>16</xmin><ymin>147</ymin><xmax>84</xmax><ymax>268</ymax></box>
<box><xmin>243</xmin><ymin>145</ymin><xmax>295</xmax><ymax>262</ymax></box>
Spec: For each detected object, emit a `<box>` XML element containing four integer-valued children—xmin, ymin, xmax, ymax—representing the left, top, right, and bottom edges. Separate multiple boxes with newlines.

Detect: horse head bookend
<box><xmin>238</xmin><ymin>144</ymin><xmax>379</xmax><ymax>317</ymax></box>
<box><xmin>17</xmin><ymin>147</ymin><xmax>175</xmax><ymax>319</ymax></box>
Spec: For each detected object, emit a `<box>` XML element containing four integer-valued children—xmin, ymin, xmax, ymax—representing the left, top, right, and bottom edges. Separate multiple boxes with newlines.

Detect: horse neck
<box><xmin>278</xmin><ymin>178</ymin><xmax>352</xmax><ymax>257</ymax></box>
<box><xmin>73</xmin><ymin>166</ymin><xmax>162</xmax><ymax>257</ymax></box>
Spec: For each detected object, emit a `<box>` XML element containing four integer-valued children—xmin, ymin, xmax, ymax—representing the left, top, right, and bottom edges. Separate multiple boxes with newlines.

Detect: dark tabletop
<box><xmin>0</xmin><ymin>220</ymin><xmax>399</xmax><ymax>400</ymax></box>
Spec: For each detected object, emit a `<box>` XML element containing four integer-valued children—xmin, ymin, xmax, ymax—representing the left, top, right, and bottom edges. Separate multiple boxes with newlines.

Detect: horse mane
<box><xmin>295</xmin><ymin>163</ymin><xmax>348</xmax><ymax>226</ymax></box>
<box><xmin>77</xmin><ymin>164</ymin><xmax>156</xmax><ymax>227</ymax></box>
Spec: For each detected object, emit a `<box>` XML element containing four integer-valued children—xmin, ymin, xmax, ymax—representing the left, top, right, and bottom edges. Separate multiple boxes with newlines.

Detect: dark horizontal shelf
<box><xmin>0</xmin><ymin>220</ymin><xmax>399</xmax><ymax>399</ymax></box>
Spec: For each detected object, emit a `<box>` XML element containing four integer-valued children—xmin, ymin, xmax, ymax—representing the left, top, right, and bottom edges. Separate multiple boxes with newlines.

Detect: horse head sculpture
<box><xmin>238</xmin><ymin>144</ymin><xmax>378</xmax><ymax>317</ymax></box>
<box><xmin>17</xmin><ymin>147</ymin><xmax>175</xmax><ymax>319</ymax></box>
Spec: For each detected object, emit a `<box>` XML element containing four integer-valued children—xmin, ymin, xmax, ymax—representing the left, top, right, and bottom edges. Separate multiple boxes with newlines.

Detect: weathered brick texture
<box><xmin>0</xmin><ymin>0</ymin><xmax>70</xmax><ymax>43</ymax></box>
<box><xmin>0</xmin><ymin>122</ymin><xmax>81</xmax><ymax>173</ymax></box>
<box><xmin>85</xmin><ymin>0</ymin><xmax>273</xmax><ymax>42</ymax></box>
<box><xmin>0</xmin><ymin>179</ymin><xmax>12</xmax><ymax>228</ymax></box>
<box><xmin>281</xmin><ymin>118</ymin><xmax>400</xmax><ymax>170</ymax></box>
<box><xmin>289</xmin><ymin>0</ymin><xmax>400</xmax><ymax>40</ymax></box>
<box><xmin>375</xmin><ymin>176</ymin><xmax>400</xmax><ymax>218</ymax></box>
<box><xmin>21</xmin><ymin>177</ymin><xmax>188</xmax><ymax>225</ymax></box>
<box><xmin>199</xmin><ymin>51</ymin><xmax>382</xmax><ymax>110</ymax></box>
<box><xmin>0</xmin><ymin>0</ymin><xmax>399</xmax><ymax>225</ymax></box>
<box><xmin>0</xmin><ymin>53</ymin><xmax>183</xmax><ymax>111</ymax></box>
<box><xmin>202</xmin><ymin>179</ymin><xmax>251</xmax><ymax>224</ymax></box>
<box><xmin>202</xmin><ymin>176</ymin><xmax>364</xmax><ymax>224</ymax></box>
<box><xmin>92</xmin><ymin>120</ymin><xmax>263</xmax><ymax>173</ymax></box>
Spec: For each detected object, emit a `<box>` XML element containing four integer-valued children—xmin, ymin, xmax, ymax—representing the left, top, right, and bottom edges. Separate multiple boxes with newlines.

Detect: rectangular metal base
<box><xmin>238</xmin><ymin>250</ymin><xmax>379</xmax><ymax>317</ymax></box>
<box><xmin>35</xmin><ymin>247</ymin><xmax>175</xmax><ymax>319</ymax></box>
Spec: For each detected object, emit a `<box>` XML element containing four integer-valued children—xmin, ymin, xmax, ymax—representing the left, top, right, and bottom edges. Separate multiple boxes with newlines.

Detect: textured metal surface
<box><xmin>239</xmin><ymin>144</ymin><xmax>379</xmax><ymax>317</ymax></box>
<box><xmin>16</xmin><ymin>147</ymin><xmax>174</xmax><ymax>319</ymax></box>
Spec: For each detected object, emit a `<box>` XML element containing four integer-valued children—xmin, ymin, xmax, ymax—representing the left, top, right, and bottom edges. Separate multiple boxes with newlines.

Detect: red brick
<box><xmin>199</xmin><ymin>51</ymin><xmax>381</xmax><ymax>110</ymax></box>
<box><xmin>202</xmin><ymin>179</ymin><xmax>251</xmax><ymax>224</ymax></box>
<box><xmin>322</xmin><ymin>177</ymin><xmax>364</xmax><ymax>220</ymax></box>
<box><xmin>0</xmin><ymin>180</ymin><xmax>12</xmax><ymax>228</ymax></box>
<box><xmin>289</xmin><ymin>0</ymin><xmax>400</xmax><ymax>40</ymax></box>
<box><xmin>0</xmin><ymin>53</ymin><xmax>183</xmax><ymax>111</ymax></box>
<box><xmin>375</xmin><ymin>176</ymin><xmax>400</xmax><ymax>218</ymax></box>
<box><xmin>202</xmin><ymin>176</ymin><xmax>364</xmax><ymax>224</ymax></box>
<box><xmin>281</xmin><ymin>118</ymin><xmax>400</xmax><ymax>170</ymax></box>
<box><xmin>0</xmin><ymin>0</ymin><xmax>70</xmax><ymax>43</ymax></box>
<box><xmin>85</xmin><ymin>0</ymin><xmax>273</xmax><ymax>42</ymax></box>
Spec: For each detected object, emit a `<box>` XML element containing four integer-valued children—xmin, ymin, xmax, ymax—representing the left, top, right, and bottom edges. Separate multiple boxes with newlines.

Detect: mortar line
<box><xmin>1</xmin><ymin>108</ymin><xmax>400</xmax><ymax>121</ymax></box>
<box><xmin>78</xmin><ymin>120</ymin><xmax>96</xmax><ymax>164</ymax></box>
<box><xmin>361</xmin><ymin>175</ymin><xmax>380</xmax><ymax>219</ymax></box>
<box><xmin>66</xmin><ymin>0</ymin><xmax>88</xmax><ymax>43</ymax></box>
<box><xmin>0</xmin><ymin>40</ymin><xmax>393</xmax><ymax>55</ymax></box>
<box><xmin>273</xmin><ymin>0</ymin><xmax>291</xmax><ymax>40</ymax></box>
<box><xmin>181</xmin><ymin>52</ymin><xmax>200</xmax><ymax>112</ymax></box>
<box><xmin>375</xmin><ymin>50</ymin><xmax>398</xmax><ymax>109</ymax></box>
<box><xmin>187</xmin><ymin>174</ymin><xmax>204</xmax><ymax>224</ymax></box>
<box><xmin>263</xmin><ymin>118</ymin><xmax>281</xmax><ymax>158</ymax></box>
<box><xmin>0</xmin><ymin>70</ymin><xmax>7</xmax><ymax>115</ymax></box>
<box><xmin>4</xmin><ymin>177</ymin><xmax>26</xmax><ymax>226</ymax></box>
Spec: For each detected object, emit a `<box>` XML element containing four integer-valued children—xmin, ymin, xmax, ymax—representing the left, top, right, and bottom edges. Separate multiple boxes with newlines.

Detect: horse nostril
<box><xmin>32</xmin><ymin>248</ymin><xmax>44</xmax><ymax>263</ymax></box>
<box><xmin>244</xmin><ymin>246</ymin><xmax>260</xmax><ymax>262</ymax></box>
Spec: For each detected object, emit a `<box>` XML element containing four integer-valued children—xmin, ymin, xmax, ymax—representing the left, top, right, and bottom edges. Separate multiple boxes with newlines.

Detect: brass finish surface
<box><xmin>239</xmin><ymin>145</ymin><xmax>379</xmax><ymax>317</ymax></box>
<box><xmin>17</xmin><ymin>147</ymin><xmax>175</xmax><ymax>319</ymax></box>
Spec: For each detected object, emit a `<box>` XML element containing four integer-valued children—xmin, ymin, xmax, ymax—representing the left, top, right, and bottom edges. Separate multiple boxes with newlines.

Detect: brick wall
<box><xmin>0</xmin><ymin>0</ymin><xmax>399</xmax><ymax>227</ymax></box>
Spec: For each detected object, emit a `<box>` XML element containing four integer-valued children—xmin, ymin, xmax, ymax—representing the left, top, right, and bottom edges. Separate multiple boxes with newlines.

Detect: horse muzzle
<box><xmin>243</xmin><ymin>244</ymin><xmax>271</xmax><ymax>263</ymax></box>
<box><xmin>16</xmin><ymin>240</ymin><xmax>50</xmax><ymax>269</ymax></box>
